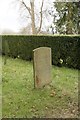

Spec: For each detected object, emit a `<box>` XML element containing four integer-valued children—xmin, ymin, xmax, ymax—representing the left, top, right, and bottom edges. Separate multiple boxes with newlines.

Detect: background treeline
<box><xmin>2</xmin><ymin>35</ymin><xmax>80</xmax><ymax>69</ymax></box>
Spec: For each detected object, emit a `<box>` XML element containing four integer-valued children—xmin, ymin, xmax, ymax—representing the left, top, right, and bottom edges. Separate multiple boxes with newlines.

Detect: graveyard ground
<box><xmin>2</xmin><ymin>56</ymin><xmax>79</xmax><ymax>118</ymax></box>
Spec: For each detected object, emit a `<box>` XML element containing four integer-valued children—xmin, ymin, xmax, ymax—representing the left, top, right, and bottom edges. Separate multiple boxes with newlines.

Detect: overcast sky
<box><xmin>0</xmin><ymin>0</ymin><xmax>57</xmax><ymax>33</ymax></box>
<box><xmin>0</xmin><ymin>0</ymin><xmax>22</xmax><ymax>32</ymax></box>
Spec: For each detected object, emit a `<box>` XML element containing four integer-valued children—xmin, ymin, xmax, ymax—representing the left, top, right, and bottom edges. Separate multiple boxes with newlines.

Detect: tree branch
<box><xmin>37</xmin><ymin>0</ymin><xmax>44</xmax><ymax>34</ymax></box>
<box><xmin>22</xmin><ymin>0</ymin><xmax>31</xmax><ymax>15</ymax></box>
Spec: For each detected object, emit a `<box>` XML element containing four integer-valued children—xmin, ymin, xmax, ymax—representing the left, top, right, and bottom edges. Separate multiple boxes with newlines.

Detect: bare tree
<box><xmin>19</xmin><ymin>0</ymin><xmax>44</xmax><ymax>34</ymax></box>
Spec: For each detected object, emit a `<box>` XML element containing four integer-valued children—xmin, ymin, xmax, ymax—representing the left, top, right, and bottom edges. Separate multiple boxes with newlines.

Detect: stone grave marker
<box><xmin>33</xmin><ymin>47</ymin><xmax>52</xmax><ymax>88</ymax></box>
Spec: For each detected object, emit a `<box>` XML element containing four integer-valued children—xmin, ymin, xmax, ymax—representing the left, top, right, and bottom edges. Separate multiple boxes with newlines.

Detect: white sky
<box><xmin>0</xmin><ymin>0</ymin><xmax>55</xmax><ymax>33</ymax></box>
<box><xmin>0</xmin><ymin>0</ymin><xmax>21</xmax><ymax>32</ymax></box>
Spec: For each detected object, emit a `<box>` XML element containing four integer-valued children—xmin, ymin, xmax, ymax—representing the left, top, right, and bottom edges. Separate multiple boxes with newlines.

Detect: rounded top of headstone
<box><xmin>33</xmin><ymin>47</ymin><xmax>51</xmax><ymax>52</ymax></box>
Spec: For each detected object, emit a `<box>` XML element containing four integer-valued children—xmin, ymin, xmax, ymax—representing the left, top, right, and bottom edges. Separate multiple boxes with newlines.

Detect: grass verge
<box><xmin>2</xmin><ymin>56</ymin><xmax>79</xmax><ymax>118</ymax></box>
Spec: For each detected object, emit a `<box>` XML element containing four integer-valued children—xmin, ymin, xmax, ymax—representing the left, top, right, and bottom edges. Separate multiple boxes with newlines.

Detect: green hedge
<box><xmin>2</xmin><ymin>35</ymin><xmax>80</xmax><ymax>69</ymax></box>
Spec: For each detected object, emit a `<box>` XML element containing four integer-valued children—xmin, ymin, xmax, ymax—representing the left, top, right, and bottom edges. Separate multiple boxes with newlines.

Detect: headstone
<box><xmin>33</xmin><ymin>47</ymin><xmax>52</xmax><ymax>88</ymax></box>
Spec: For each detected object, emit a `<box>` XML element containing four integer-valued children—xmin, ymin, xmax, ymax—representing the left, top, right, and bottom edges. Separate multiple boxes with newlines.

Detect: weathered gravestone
<box><xmin>33</xmin><ymin>47</ymin><xmax>52</xmax><ymax>88</ymax></box>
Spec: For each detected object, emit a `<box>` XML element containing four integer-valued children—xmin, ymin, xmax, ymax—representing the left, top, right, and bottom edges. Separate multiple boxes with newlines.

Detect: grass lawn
<box><xmin>0</xmin><ymin>55</ymin><xmax>2</xmax><ymax>119</ymax></box>
<box><xmin>1</xmin><ymin>56</ymin><xmax>79</xmax><ymax>118</ymax></box>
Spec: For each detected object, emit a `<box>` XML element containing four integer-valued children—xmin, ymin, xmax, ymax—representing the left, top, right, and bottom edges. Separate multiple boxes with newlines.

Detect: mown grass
<box><xmin>1</xmin><ymin>56</ymin><xmax>79</xmax><ymax>118</ymax></box>
<box><xmin>0</xmin><ymin>55</ymin><xmax>2</xmax><ymax>119</ymax></box>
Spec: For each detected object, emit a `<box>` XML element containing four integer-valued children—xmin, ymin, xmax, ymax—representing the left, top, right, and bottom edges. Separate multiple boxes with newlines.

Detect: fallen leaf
<box><xmin>50</xmin><ymin>90</ymin><xmax>56</xmax><ymax>97</ymax></box>
<box><xmin>45</xmin><ymin>106</ymin><xmax>48</xmax><ymax>110</ymax></box>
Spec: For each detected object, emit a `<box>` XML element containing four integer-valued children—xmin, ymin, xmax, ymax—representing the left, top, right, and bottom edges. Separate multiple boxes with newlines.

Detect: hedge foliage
<box><xmin>2</xmin><ymin>35</ymin><xmax>80</xmax><ymax>69</ymax></box>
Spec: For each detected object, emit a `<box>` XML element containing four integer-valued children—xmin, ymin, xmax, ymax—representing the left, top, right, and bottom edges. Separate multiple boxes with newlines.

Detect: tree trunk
<box><xmin>21</xmin><ymin>0</ymin><xmax>44</xmax><ymax>35</ymax></box>
<box><xmin>30</xmin><ymin>1</ymin><xmax>36</xmax><ymax>34</ymax></box>
<box><xmin>66</xmin><ymin>3</ymin><xmax>73</xmax><ymax>34</ymax></box>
